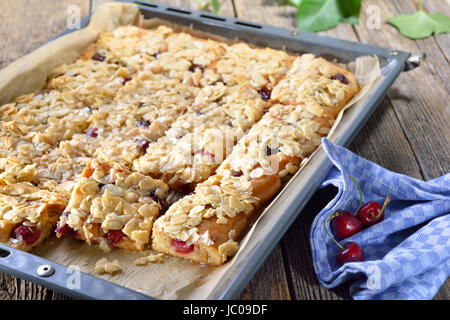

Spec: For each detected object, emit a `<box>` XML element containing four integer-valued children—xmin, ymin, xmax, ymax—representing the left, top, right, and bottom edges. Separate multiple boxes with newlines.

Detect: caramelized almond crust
<box><xmin>152</xmin><ymin>55</ymin><xmax>360</xmax><ymax>265</ymax></box>
<box><xmin>55</xmin><ymin>160</ymin><xmax>168</xmax><ymax>252</ymax></box>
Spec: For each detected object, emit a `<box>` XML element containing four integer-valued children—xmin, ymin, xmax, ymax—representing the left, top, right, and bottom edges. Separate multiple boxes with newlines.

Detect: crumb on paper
<box><xmin>135</xmin><ymin>253</ymin><xmax>165</xmax><ymax>266</ymax></box>
<box><xmin>95</xmin><ymin>257</ymin><xmax>122</xmax><ymax>274</ymax></box>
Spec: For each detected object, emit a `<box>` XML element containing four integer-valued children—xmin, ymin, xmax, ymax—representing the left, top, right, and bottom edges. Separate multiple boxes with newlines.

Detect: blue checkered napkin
<box><xmin>310</xmin><ymin>138</ymin><xmax>450</xmax><ymax>300</ymax></box>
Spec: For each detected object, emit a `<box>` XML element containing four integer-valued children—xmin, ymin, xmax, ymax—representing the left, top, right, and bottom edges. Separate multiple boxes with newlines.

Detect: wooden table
<box><xmin>0</xmin><ymin>0</ymin><xmax>448</xmax><ymax>300</ymax></box>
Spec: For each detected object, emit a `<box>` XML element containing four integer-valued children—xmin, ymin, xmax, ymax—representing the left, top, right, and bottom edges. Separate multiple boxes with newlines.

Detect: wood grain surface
<box><xmin>0</xmin><ymin>0</ymin><xmax>448</xmax><ymax>300</ymax></box>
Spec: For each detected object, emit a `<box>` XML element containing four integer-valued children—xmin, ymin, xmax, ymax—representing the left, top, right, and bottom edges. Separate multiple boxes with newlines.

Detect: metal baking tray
<box><xmin>0</xmin><ymin>0</ymin><xmax>416</xmax><ymax>300</ymax></box>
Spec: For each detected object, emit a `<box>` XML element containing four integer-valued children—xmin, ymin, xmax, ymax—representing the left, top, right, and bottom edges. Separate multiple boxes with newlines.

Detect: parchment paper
<box><xmin>2</xmin><ymin>3</ymin><xmax>381</xmax><ymax>299</ymax></box>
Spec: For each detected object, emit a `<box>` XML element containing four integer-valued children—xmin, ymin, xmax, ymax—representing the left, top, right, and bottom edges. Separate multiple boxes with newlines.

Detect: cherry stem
<box><xmin>373</xmin><ymin>194</ymin><xmax>391</xmax><ymax>219</ymax></box>
<box><xmin>324</xmin><ymin>212</ymin><xmax>344</xmax><ymax>250</ymax></box>
<box><xmin>349</xmin><ymin>176</ymin><xmax>362</xmax><ymax>216</ymax></box>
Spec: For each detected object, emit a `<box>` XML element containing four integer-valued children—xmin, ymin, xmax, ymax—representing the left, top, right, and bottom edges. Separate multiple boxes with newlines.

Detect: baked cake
<box><xmin>0</xmin><ymin>25</ymin><xmax>359</xmax><ymax>262</ymax></box>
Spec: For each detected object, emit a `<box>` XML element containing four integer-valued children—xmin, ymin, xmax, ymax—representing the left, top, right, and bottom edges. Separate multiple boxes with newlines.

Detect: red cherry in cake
<box><xmin>56</xmin><ymin>212</ymin><xmax>77</xmax><ymax>237</ymax></box>
<box><xmin>105</xmin><ymin>230</ymin><xmax>126</xmax><ymax>244</ymax></box>
<box><xmin>331</xmin><ymin>73</ymin><xmax>349</xmax><ymax>85</ymax></box>
<box><xmin>86</xmin><ymin>128</ymin><xmax>98</xmax><ymax>138</ymax></box>
<box><xmin>171</xmin><ymin>239</ymin><xmax>194</xmax><ymax>254</ymax></box>
<box><xmin>336</xmin><ymin>242</ymin><xmax>365</xmax><ymax>266</ymax></box>
<box><xmin>92</xmin><ymin>52</ymin><xmax>105</xmax><ymax>62</ymax></box>
<box><xmin>56</xmin><ymin>223</ymin><xmax>77</xmax><ymax>236</ymax></box>
<box><xmin>137</xmin><ymin>138</ymin><xmax>151</xmax><ymax>153</ymax></box>
<box><xmin>330</xmin><ymin>211</ymin><xmax>362</xmax><ymax>239</ymax></box>
<box><xmin>194</xmin><ymin>149</ymin><xmax>216</xmax><ymax>162</ymax></box>
<box><xmin>11</xmin><ymin>224</ymin><xmax>41</xmax><ymax>246</ymax></box>
<box><xmin>357</xmin><ymin>195</ymin><xmax>391</xmax><ymax>228</ymax></box>
<box><xmin>257</xmin><ymin>87</ymin><xmax>271</xmax><ymax>101</ymax></box>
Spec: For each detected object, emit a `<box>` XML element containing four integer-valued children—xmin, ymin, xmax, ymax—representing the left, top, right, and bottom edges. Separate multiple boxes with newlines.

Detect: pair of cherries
<box><xmin>324</xmin><ymin>176</ymin><xmax>391</xmax><ymax>266</ymax></box>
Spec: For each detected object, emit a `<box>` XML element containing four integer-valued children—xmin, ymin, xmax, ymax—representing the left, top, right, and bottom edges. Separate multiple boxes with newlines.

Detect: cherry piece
<box><xmin>257</xmin><ymin>87</ymin><xmax>271</xmax><ymax>101</ymax></box>
<box><xmin>105</xmin><ymin>230</ymin><xmax>126</xmax><ymax>244</ymax></box>
<box><xmin>151</xmin><ymin>52</ymin><xmax>161</xmax><ymax>59</ymax></box>
<box><xmin>92</xmin><ymin>52</ymin><xmax>105</xmax><ymax>62</ymax></box>
<box><xmin>232</xmin><ymin>170</ymin><xmax>243</xmax><ymax>177</ymax></box>
<box><xmin>171</xmin><ymin>239</ymin><xmax>194</xmax><ymax>254</ymax></box>
<box><xmin>136</xmin><ymin>119</ymin><xmax>151</xmax><ymax>127</ymax></box>
<box><xmin>86</xmin><ymin>128</ymin><xmax>98</xmax><ymax>138</ymax></box>
<box><xmin>136</xmin><ymin>138</ymin><xmax>151</xmax><ymax>153</ymax></box>
<box><xmin>336</xmin><ymin>242</ymin><xmax>365</xmax><ymax>266</ymax></box>
<box><xmin>331</xmin><ymin>73</ymin><xmax>349</xmax><ymax>85</ymax></box>
<box><xmin>56</xmin><ymin>223</ymin><xmax>76</xmax><ymax>236</ymax></box>
<box><xmin>11</xmin><ymin>224</ymin><xmax>41</xmax><ymax>246</ymax></box>
<box><xmin>330</xmin><ymin>211</ymin><xmax>362</xmax><ymax>239</ymax></box>
<box><xmin>188</xmin><ymin>64</ymin><xmax>205</xmax><ymax>73</ymax></box>
<box><xmin>194</xmin><ymin>149</ymin><xmax>215</xmax><ymax>162</ymax></box>
<box><xmin>265</xmin><ymin>145</ymin><xmax>279</xmax><ymax>156</ymax></box>
<box><xmin>149</xmin><ymin>191</ymin><xmax>165</xmax><ymax>206</ymax></box>
<box><xmin>122</xmin><ymin>77</ymin><xmax>132</xmax><ymax>85</ymax></box>
<box><xmin>56</xmin><ymin>213</ymin><xmax>77</xmax><ymax>237</ymax></box>
<box><xmin>357</xmin><ymin>195</ymin><xmax>391</xmax><ymax>228</ymax></box>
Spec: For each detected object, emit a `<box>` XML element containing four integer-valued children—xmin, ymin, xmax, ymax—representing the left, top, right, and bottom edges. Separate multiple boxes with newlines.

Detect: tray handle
<box><xmin>0</xmin><ymin>243</ymin><xmax>152</xmax><ymax>300</ymax></box>
<box><xmin>403</xmin><ymin>52</ymin><xmax>426</xmax><ymax>72</ymax></box>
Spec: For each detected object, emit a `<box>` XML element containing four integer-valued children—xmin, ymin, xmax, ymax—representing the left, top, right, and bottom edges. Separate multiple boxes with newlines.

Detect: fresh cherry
<box><xmin>357</xmin><ymin>195</ymin><xmax>391</xmax><ymax>228</ymax></box>
<box><xmin>171</xmin><ymin>239</ymin><xmax>194</xmax><ymax>254</ymax></box>
<box><xmin>330</xmin><ymin>211</ymin><xmax>362</xmax><ymax>239</ymax></box>
<box><xmin>336</xmin><ymin>242</ymin><xmax>365</xmax><ymax>266</ymax></box>
<box><xmin>105</xmin><ymin>230</ymin><xmax>126</xmax><ymax>244</ymax></box>
<box><xmin>324</xmin><ymin>214</ymin><xmax>365</xmax><ymax>266</ymax></box>
<box><xmin>329</xmin><ymin>176</ymin><xmax>363</xmax><ymax>239</ymax></box>
<box><xmin>11</xmin><ymin>224</ymin><xmax>41</xmax><ymax>246</ymax></box>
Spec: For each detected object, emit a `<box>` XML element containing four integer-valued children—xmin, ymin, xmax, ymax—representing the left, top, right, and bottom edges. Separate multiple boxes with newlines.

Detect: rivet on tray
<box><xmin>389</xmin><ymin>49</ymin><xmax>400</xmax><ymax>56</ymax></box>
<box><xmin>37</xmin><ymin>264</ymin><xmax>55</xmax><ymax>277</ymax></box>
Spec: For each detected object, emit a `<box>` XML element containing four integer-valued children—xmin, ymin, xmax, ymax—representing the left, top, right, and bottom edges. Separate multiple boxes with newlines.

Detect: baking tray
<box><xmin>0</xmin><ymin>0</ymin><xmax>415</xmax><ymax>300</ymax></box>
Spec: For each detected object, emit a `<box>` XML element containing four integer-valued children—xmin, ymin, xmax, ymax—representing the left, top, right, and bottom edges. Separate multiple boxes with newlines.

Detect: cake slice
<box><xmin>56</xmin><ymin>160</ymin><xmax>168</xmax><ymax>251</ymax></box>
<box><xmin>0</xmin><ymin>182</ymin><xmax>67</xmax><ymax>251</ymax></box>
<box><xmin>151</xmin><ymin>55</ymin><xmax>359</xmax><ymax>265</ymax></box>
<box><xmin>133</xmin><ymin>83</ymin><xmax>267</xmax><ymax>193</ymax></box>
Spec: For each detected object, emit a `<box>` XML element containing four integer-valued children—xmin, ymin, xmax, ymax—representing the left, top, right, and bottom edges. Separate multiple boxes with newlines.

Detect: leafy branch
<box><xmin>287</xmin><ymin>0</ymin><xmax>450</xmax><ymax>39</ymax></box>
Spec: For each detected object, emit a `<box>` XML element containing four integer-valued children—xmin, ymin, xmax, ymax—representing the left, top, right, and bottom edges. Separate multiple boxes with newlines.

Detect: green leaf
<box><xmin>387</xmin><ymin>10</ymin><xmax>450</xmax><ymax>39</ymax></box>
<box><xmin>295</xmin><ymin>0</ymin><xmax>361</xmax><ymax>33</ymax></box>
<box><xmin>339</xmin><ymin>0</ymin><xmax>361</xmax><ymax>25</ymax></box>
<box><xmin>211</xmin><ymin>0</ymin><xmax>220</xmax><ymax>14</ymax></box>
<box><xmin>288</xmin><ymin>0</ymin><xmax>303</xmax><ymax>7</ymax></box>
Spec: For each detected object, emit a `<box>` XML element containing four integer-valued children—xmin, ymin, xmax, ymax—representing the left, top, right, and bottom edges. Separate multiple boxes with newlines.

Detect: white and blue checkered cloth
<box><xmin>310</xmin><ymin>138</ymin><xmax>450</xmax><ymax>300</ymax></box>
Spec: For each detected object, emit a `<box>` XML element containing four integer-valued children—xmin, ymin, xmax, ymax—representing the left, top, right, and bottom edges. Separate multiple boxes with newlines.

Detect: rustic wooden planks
<box><xmin>0</xmin><ymin>0</ymin><xmax>448</xmax><ymax>300</ymax></box>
